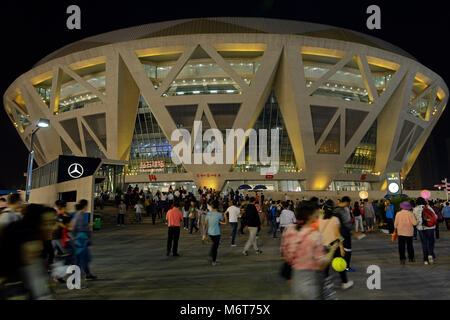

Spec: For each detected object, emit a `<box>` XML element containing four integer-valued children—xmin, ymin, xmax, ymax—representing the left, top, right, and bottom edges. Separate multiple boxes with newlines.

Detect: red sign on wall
<box><xmin>149</xmin><ymin>174</ymin><xmax>157</xmax><ymax>182</ymax></box>
<box><xmin>196</xmin><ymin>173</ymin><xmax>221</xmax><ymax>178</ymax></box>
<box><xmin>265</xmin><ymin>175</ymin><xmax>274</xmax><ymax>180</ymax></box>
<box><xmin>360</xmin><ymin>174</ymin><xmax>367</xmax><ymax>181</ymax></box>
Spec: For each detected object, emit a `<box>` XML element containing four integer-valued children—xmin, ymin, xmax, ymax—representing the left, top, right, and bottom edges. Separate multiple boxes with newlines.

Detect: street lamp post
<box><xmin>25</xmin><ymin>118</ymin><xmax>50</xmax><ymax>202</ymax></box>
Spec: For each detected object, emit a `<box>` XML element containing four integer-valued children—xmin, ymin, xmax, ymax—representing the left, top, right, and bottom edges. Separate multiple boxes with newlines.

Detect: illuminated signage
<box><xmin>386</xmin><ymin>172</ymin><xmax>401</xmax><ymax>195</ymax></box>
<box><xmin>140</xmin><ymin>161</ymin><xmax>164</xmax><ymax>173</ymax></box>
<box><xmin>57</xmin><ymin>155</ymin><xmax>101</xmax><ymax>183</ymax></box>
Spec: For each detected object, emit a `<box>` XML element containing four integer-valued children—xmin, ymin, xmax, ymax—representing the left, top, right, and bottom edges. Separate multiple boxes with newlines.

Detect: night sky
<box><xmin>1</xmin><ymin>0</ymin><xmax>449</xmax><ymax>189</ymax></box>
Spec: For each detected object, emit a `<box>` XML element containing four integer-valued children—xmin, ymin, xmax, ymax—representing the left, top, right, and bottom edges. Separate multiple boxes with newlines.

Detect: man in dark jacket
<box><xmin>242</xmin><ymin>197</ymin><xmax>262</xmax><ymax>256</ymax></box>
<box><xmin>333</xmin><ymin>196</ymin><xmax>354</xmax><ymax>272</ymax></box>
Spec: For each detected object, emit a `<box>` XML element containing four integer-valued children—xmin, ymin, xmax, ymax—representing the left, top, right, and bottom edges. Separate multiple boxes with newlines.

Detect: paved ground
<box><xmin>53</xmin><ymin>213</ymin><xmax>450</xmax><ymax>300</ymax></box>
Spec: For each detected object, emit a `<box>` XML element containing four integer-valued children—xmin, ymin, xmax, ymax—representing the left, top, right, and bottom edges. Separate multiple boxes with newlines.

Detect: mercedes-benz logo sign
<box><xmin>68</xmin><ymin>163</ymin><xmax>84</xmax><ymax>179</ymax></box>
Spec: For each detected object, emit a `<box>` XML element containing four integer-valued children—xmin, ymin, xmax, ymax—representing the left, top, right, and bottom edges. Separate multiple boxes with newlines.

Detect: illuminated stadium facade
<box><xmin>3</xmin><ymin>17</ymin><xmax>448</xmax><ymax>193</ymax></box>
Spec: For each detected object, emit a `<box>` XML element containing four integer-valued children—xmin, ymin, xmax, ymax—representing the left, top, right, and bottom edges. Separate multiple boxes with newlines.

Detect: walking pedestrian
<box><xmin>134</xmin><ymin>200</ymin><xmax>143</xmax><ymax>223</ymax></box>
<box><xmin>188</xmin><ymin>201</ymin><xmax>199</xmax><ymax>234</ymax></box>
<box><xmin>267</xmin><ymin>201</ymin><xmax>278</xmax><ymax>239</ymax></box>
<box><xmin>166</xmin><ymin>201</ymin><xmax>183</xmax><ymax>257</ymax></box>
<box><xmin>71</xmin><ymin>199</ymin><xmax>97</xmax><ymax>281</ymax></box>
<box><xmin>443</xmin><ymin>202</ymin><xmax>450</xmax><ymax>230</ymax></box>
<box><xmin>319</xmin><ymin>200</ymin><xmax>354</xmax><ymax>291</ymax></box>
<box><xmin>205</xmin><ymin>200</ymin><xmax>226</xmax><ymax>266</ymax></box>
<box><xmin>224</xmin><ymin>201</ymin><xmax>240</xmax><ymax>246</ymax></box>
<box><xmin>238</xmin><ymin>200</ymin><xmax>247</xmax><ymax>235</ymax></box>
<box><xmin>182</xmin><ymin>201</ymin><xmax>189</xmax><ymax>230</ymax></box>
<box><xmin>52</xmin><ymin>200</ymin><xmax>74</xmax><ymax>276</ymax></box>
<box><xmin>385</xmin><ymin>199</ymin><xmax>395</xmax><ymax>234</ymax></box>
<box><xmin>279</xmin><ymin>201</ymin><xmax>296</xmax><ymax>234</ymax></box>
<box><xmin>242</xmin><ymin>197</ymin><xmax>262</xmax><ymax>256</ymax></box>
<box><xmin>352</xmin><ymin>202</ymin><xmax>364</xmax><ymax>233</ymax></box>
<box><xmin>148</xmin><ymin>199</ymin><xmax>157</xmax><ymax>225</ymax></box>
<box><xmin>362</xmin><ymin>199</ymin><xmax>375</xmax><ymax>232</ymax></box>
<box><xmin>117</xmin><ymin>200</ymin><xmax>126</xmax><ymax>226</ymax></box>
<box><xmin>413</xmin><ymin>197</ymin><xmax>438</xmax><ymax>264</ymax></box>
<box><xmin>198</xmin><ymin>201</ymin><xmax>208</xmax><ymax>243</ymax></box>
<box><xmin>333</xmin><ymin>196</ymin><xmax>354</xmax><ymax>272</ymax></box>
<box><xmin>394</xmin><ymin>201</ymin><xmax>417</xmax><ymax>264</ymax></box>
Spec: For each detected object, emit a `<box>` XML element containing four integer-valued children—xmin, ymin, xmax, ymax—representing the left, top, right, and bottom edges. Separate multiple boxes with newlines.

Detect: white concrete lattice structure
<box><xmin>3</xmin><ymin>17</ymin><xmax>448</xmax><ymax>191</ymax></box>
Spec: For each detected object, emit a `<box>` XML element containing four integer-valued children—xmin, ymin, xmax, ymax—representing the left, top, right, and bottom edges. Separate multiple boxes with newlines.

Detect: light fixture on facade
<box><xmin>37</xmin><ymin>118</ymin><xmax>50</xmax><ymax>128</ymax></box>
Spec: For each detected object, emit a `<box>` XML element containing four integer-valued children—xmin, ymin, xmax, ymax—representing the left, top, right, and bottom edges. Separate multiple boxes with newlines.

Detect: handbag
<box><xmin>392</xmin><ymin>230</ymin><xmax>398</xmax><ymax>242</ymax></box>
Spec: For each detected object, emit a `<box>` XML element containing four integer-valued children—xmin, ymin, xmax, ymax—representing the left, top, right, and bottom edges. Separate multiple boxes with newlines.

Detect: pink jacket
<box><xmin>394</xmin><ymin>210</ymin><xmax>417</xmax><ymax>237</ymax></box>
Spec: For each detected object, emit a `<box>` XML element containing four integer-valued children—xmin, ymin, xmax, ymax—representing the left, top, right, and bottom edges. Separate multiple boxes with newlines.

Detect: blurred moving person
<box><xmin>0</xmin><ymin>204</ymin><xmax>56</xmax><ymax>300</ymax></box>
<box><xmin>0</xmin><ymin>197</ymin><xmax>7</xmax><ymax>213</ymax></box>
<box><xmin>51</xmin><ymin>200</ymin><xmax>74</xmax><ymax>283</ymax></box>
<box><xmin>71</xmin><ymin>199</ymin><xmax>97</xmax><ymax>281</ymax></box>
<box><xmin>0</xmin><ymin>193</ymin><xmax>24</xmax><ymax>229</ymax></box>
<box><xmin>281</xmin><ymin>201</ymin><xmax>339</xmax><ymax>300</ymax></box>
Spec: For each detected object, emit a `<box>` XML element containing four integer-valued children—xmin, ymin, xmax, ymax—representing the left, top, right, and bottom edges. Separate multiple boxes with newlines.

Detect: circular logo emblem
<box><xmin>68</xmin><ymin>163</ymin><xmax>84</xmax><ymax>179</ymax></box>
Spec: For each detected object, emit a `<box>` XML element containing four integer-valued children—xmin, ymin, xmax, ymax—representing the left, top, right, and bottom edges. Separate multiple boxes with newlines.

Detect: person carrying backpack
<box><xmin>413</xmin><ymin>197</ymin><xmax>438</xmax><ymax>265</ymax></box>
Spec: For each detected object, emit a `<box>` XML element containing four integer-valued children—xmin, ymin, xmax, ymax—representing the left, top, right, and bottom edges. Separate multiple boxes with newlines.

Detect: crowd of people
<box><xmin>0</xmin><ymin>185</ymin><xmax>449</xmax><ymax>300</ymax></box>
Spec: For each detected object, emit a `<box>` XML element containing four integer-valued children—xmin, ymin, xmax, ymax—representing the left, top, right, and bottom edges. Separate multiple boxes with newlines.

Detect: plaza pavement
<box><xmin>53</xmin><ymin>211</ymin><xmax>450</xmax><ymax>300</ymax></box>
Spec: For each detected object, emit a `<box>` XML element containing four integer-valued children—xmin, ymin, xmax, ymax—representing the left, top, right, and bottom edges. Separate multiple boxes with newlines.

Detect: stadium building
<box><xmin>3</xmin><ymin>17</ymin><xmax>448</xmax><ymax>199</ymax></box>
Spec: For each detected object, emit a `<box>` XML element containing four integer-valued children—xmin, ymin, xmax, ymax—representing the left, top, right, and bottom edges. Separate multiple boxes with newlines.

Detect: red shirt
<box><xmin>166</xmin><ymin>207</ymin><xmax>183</xmax><ymax>227</ymax></box>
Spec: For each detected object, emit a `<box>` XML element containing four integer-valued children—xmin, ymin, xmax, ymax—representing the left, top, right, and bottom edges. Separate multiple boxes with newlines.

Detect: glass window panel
<box><xmin>128</xmin><ymin>96</ymin><xmax>186</xmax><ymax>175</ymax></box>
<box><xmin>58</xmin><ymin>70</ymin><xmax>100</xmax><ymax>114</ymax></box>
<box><xmin>345</xmin><ymin>109</ymin><xmax>368</xmax><ymax>145</ymax></box>
<box><xmin>232</xmin><ymin>90</ymin><xmax>298</xmax><ymax>173</ymax></box>
<box><xmin>164</xmin><ymin>46</ymin><xmax>242</xmax><ymax>96</ymax></box>
<box><xmin>318</xmin><ymin>116</ymin><xmax>340</xmax><ymax>154</ymax></box>
<box><xmin>342</xmin><ymin>120</ymin><xmax>377</xmax><ymax>174</ymax></box>
<box><xmin>310</xmin><ymin>105</ymin><xmax>338</xmax><ymax>144</ymax></box>
<box><xmin>311</xmin><ymin>56</ymin><xmax>371</xmax><ymax>103</ymax></box>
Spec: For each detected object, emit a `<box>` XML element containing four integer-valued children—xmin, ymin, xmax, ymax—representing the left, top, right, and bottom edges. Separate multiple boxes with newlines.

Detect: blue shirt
<box><xmin>206</xmin><ymin>211</ymin><xmax>224</xmax><ymax>236</ymax></box>
<box><xmin>443</xmin><ymin>206</ymin><xmax>450</xmax><ymax>218</ymax></box>
<box><xmin>268</xmin><ymin>206</ymin><xmax>277</xmax><ymax>221</ymax></box>
<box><xmin>386</xmin><ymin>204</ymin><xmax>395</xmax><ymax>219</ymax></box>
